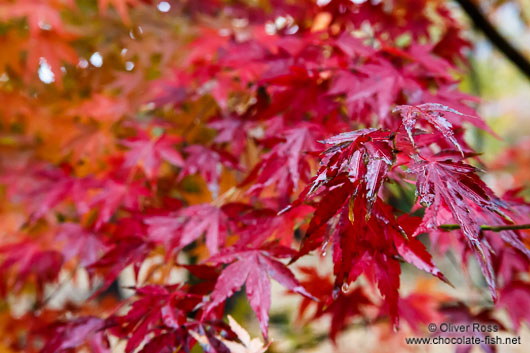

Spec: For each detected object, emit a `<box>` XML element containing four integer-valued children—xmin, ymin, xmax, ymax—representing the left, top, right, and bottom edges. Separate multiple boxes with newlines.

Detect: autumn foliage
<box><xmin>0</xmin><ymin>0</ymin><xmax>529</xmax><ymax>352</ymax></box>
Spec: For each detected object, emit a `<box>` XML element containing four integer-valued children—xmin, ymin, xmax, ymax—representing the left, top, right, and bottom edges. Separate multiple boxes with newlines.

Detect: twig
<box><xmin>439</xmin><ymin>224</ymin><xmax>530</xmax><ymax>231</ymax></box>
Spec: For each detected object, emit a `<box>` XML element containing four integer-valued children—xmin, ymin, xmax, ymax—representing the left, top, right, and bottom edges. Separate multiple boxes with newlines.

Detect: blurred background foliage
<box><xmin>460</xmin><ymin>0</ymin><xmax>530</xmax><ymax>197</ymax></box>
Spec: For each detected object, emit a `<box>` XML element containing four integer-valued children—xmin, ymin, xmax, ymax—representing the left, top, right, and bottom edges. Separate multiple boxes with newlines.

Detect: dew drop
<box><xmin>38</xmin><ymin>58</ymin><xmax>55</xmax><ymax>84</ymax></box>
<box><xmin>332</xmin><ymin>287</ymin><xmax>340</xmax><ymax>300</ymax></box>
<box><xmin>157</xmin><ymin>1</ymin><xmax>171</xmax><ymax>12</ymax></box>
<box><xmin>341</xmin><ymin>282</ymin><xmax>349</xmax><ymax>293</ymax></box>
<box><xmin>320</xmin><ymin>238</ymin><xmax>329</xmax><ymax>256</ymax></box>
<box><xmin>89</xmin><ymin>52</ymin><xmax>103</xmax><ymax>67</ymax></box>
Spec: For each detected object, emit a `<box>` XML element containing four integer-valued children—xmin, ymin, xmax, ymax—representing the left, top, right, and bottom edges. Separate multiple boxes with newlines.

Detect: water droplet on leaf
<box><xmin>332</xmin><ymin>287</ymin><xmax>340</xmax><ymax>300</ymax></box>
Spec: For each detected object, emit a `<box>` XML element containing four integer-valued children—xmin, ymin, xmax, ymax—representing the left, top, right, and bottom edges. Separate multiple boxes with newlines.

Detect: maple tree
<box><xmin>0</xmin><ymin>0</ymin><xmax>529</xmax><ymax>352</ymax></box>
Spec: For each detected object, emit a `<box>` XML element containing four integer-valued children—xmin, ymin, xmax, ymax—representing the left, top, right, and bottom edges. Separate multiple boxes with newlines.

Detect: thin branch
<box><xmin>439</xmin><ymin>224</ymin><xmax>530</xmax><ymax>231</ymax></box>
<box><xmin>34</xmin><ymin>268</ymin><xmax>76</xmax><ymax>311</ymax></box>
<box><xmin>455</xmin><ymin>0</ymin><xmax>530</xmax><ymax>81</ymax></box>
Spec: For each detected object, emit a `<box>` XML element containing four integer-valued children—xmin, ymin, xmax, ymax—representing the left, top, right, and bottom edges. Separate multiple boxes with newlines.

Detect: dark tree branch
<box><xmin>439</xmin><ymin>223</ymin><xmax>530</xmax><ymax>231</ymax></box>
<box><xmin>455</xmin><ymin>0</ymin><xmax>530</xmax><ymax>81</ymax></box>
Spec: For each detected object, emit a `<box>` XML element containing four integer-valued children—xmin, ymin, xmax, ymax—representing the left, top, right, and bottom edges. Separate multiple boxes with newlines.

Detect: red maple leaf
<box><xmin>179</xmin><ymin>145</ymin><xmax>240</xmax><ymax>197</ymax></box>
<box><xmin>295</xmin><ymin>266</ymin><xmax>374</xmax><ymax>342</ymax></box>
<box><xmin>122</xmin><ymin>132</ymin><xmax>183</xmax><ymax>179</ymax></box>
<box><xmin>394</xmin><ymin>103</ymin><xmax>479</xmax><ymax>155</ymax></box>
<box><xmin>7</xmin><ymin>165</ymin><xmax>95</xmax><ymax>221</ymax></box>
<box><xmin>409</xmin><ymin>155</ymin><xmax>505</xmax><ymax>300</ymax></box>
<box><xmin>146</xmin><ymin>204</ymin><xmax>228</xmax><ymax>255</ymax></box>
<box><xmin>243</xmin><ymin>125</ymin><xmax>322</xmax><ymax>197</ymax></box>
<box><xmin>56</xmin><ymin>223</ymin><xmax>108</xmax><ymax>267</ymax></box>
<box><xmin>499</xmin><ymin>281</ymin><xmax>530</xmax><ymax>332</ymax></box>
<box><xmin>87</xmin><ymin>236</ymin><xmax>152</xmax><ymax>294</ymax></box>
<box><xmin>204</xmin><ymin>248</ymin><xmax>315</xmax><ymax>338</ymax></box>
<box><xmin>41</xmin><ymin>317</ymin><xmax>109</xmax><ymax>353</ymax></box>
<box><xmin>0</xmin><ymin>241</ymin><xmax>63</xmax><ymax>297</ymax></box>
<box><xmin>86</xmin><ymin>177</ymin><xmax>149</xmax><ymax>229</ymax></box>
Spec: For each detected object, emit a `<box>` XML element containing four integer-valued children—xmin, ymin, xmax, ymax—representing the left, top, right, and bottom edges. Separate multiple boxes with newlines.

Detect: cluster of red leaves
<box><xmin>0</xmin><ymin>1</ymin><xmax>529</xmax><ymax>352</ymax></box>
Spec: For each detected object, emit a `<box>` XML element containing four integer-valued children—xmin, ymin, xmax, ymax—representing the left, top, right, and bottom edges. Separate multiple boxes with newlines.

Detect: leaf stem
<box><xmin>439</xmin><ymin>224</ymin><xmax>530</xmax><ymax>231</ymax></box>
